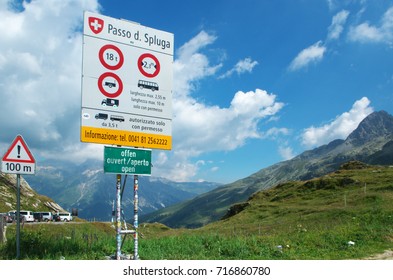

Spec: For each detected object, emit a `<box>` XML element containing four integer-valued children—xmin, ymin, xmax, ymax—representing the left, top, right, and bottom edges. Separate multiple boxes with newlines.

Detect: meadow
<box><xmin>1</xmin><ymin>163</ymin><xmax>393</xmax><ymax>260</ymax></box>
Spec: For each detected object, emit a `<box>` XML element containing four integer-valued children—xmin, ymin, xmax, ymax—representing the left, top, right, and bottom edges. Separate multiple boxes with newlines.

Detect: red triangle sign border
<box><xmin>2</xmin><ymin>135</ymin><xmax>35</xmax><ymax>163</ymax></box>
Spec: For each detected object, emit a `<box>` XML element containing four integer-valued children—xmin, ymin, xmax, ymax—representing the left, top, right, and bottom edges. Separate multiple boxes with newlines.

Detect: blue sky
<box><xmin>1</xmin><ymin>0</ymin><xmax>393</xmax><ymax>183</ymax></box>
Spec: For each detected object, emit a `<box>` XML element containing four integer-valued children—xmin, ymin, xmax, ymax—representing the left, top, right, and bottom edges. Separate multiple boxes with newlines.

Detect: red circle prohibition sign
<box><xmin>99</xmin><ymin>44</ymin><xmax>124</xmax><ymax>70</ymax></box>
<box><xmin>98</xmin><ymin>72</ymin><xmax>123</xmax><ymax>98</ymax></box>
<box><xmin>138</xmin><ymin>53</ymin><xmax>160</xmax><ymax>78</ymax></box>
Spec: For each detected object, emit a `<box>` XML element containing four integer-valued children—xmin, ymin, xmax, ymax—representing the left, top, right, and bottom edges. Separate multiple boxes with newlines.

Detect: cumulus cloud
<box><xmin>218</xmin><ymin>57</ymin><xmax>258</xmax><ymax>79</ymax></box>
<box><xmin>348</xmin><ymin>6</ymin><xmax>393</xmax><ymax>44</ymax></box>
<box><xmin>156</xmin><ymin>87</ymin><xmax>284</xmax><ymax>181</ymax></box>
<box><xmin>153</xmin><ymin>34</ymin><xmax>284</xmax><ymax>181</ymax></box>
<box><xmin>288</xmin><ymin>41</ymin><xmax>326</xmax><ymax>71</ymax></box>
<box><xmin>173</xmin><ymin>89</ymin><xmax>283</xmax><ymax>152</ymax></box>
<box><xmin>301</xmin><ymin>97</ymin><xmax>373</xmax><ymax>148</ymax></box>
<box><xmin>0</xmin><ymin>0</ymin><xmax>100</xmax><ymax>161</ymax></box>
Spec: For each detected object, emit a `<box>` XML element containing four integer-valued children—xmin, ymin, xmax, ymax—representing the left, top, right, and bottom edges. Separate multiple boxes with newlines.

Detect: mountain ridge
<box><xmin>141</xmin><ymin>110</ymin><xmax>393</xmax><ymax>228</ymax></box>
<box><xmin>25</xmin><ymin>159</ymin><xmax>220</xmax><ymax>220</ymax></box>
<box><xmin>0</xmin><ymin>172</ymin><xmax>65</xmax><ymax>213</ymax></box>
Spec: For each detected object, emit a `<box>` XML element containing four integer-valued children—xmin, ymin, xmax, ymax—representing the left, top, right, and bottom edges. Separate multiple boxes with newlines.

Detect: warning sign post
<box><xmin>1</xmin><ymin>134</ymin><xmax>36</xmax><ymax>259</ymax></box>
<box><xmin>1</xmin><ymin>135</ymin><xmax>36</xmax><ymax>175</ymax></box>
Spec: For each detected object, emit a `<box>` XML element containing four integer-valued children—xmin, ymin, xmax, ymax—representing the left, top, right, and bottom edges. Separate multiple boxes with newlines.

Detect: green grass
<box><xmin>1</xmin><ymin>163</ymin><xmax>393</xmax><ymax>259</ymax></box>
<box><xmin>137</xmin><ymin>164</ymin><xmax>393</xmax><ymax>259</ymax></box>
<box><xmin>1</xmin><ymin>222</ymin><xmax>116</xmax><ymax>260</ymax></box>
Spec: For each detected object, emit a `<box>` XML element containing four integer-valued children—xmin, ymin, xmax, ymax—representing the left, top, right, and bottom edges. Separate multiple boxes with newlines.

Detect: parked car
<box><xmin>19</xmin><ymin>210</ymin><xmax>34</xmax><ymax>222</ymax></box>
<box><xmin>34</xmin><ymin>212</ymin><xmax>53</xmax><ymax>222</ymax></box>
<box><xmin>58</xmin><ymin>212</ymin><xmax>72</xmax><ymax>222</ymax></box>
<box><xmin>41</xmin><ymin>212</ymin><xmax>53</xmax><ymax>222</ymax></box>
<box><xmin>1</xmin><ymin>212</ymin><xmax>13</xmax><ymax>223</ymax></box>
<box><xmin>33</xmin><ymin>212</ymin><xmax>44</xmax><ymax>222</ymax></box>
<box><xmin>7</xmin><ymin>211</ymin><xmax>26</xmax><ymax>223</ymax></box>
<box><xmin>53</xmin><ymin>214</ymin><xmax>61</xmax><ymax>222</ymax></box>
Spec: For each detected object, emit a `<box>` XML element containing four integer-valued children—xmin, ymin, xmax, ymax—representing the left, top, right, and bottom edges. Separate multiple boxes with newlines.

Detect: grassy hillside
<box><xmin>2</xmin><ymin>162</ymin><xmax>393</xmax><ymax>259</ymax></box>
<box><xmin>139</xmin><ymin>162</ymin><xmax>393</xmax><ymax>259</ymax></box>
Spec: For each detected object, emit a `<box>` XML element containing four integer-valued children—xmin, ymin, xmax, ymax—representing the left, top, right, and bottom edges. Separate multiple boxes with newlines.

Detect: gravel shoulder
<box><xmin>363</xmin><ymin>250</ymin><xmax>393</xmax><ymax>260</ymax></box>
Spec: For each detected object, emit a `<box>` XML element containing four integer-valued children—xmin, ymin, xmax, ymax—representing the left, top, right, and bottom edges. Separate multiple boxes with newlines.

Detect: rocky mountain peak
<box><xmin>346</xmin><ymin>110</ymin><xmax>393</xmax><ymax>146</ymax></box>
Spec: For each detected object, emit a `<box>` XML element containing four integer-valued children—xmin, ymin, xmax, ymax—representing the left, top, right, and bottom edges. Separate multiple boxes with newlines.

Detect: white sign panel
<box><xmin>81</xmin><ymin>11</ymin><xmax>173</xmax><ymax>150</ymax></box>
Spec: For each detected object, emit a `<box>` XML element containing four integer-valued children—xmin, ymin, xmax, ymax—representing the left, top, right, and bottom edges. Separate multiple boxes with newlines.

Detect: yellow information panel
<box><xmin>81</xmin><ymin>126</ymin><xmax>171</xmax><ymax>150</ymax></box>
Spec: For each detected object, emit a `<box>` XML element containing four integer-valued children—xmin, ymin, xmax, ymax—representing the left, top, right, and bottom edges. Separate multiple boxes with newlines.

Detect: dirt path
<box><xmin>363</xmin><ymin>250</ymin><xmax>393</xmax><ymax>260</ymax></box>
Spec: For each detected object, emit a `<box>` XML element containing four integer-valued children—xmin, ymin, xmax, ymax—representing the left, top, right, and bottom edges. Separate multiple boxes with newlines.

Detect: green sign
<box><xmin>104</xmin><ymin>146</ymin><xmax>151</xmax><ymax>175</ymax></box>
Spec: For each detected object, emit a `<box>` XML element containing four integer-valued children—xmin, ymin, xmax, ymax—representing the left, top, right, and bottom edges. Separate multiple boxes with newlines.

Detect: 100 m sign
<box><xmin>2</xmin><ymin>162</ymin><xmax>34</xmax><ymax>174</ymax></box>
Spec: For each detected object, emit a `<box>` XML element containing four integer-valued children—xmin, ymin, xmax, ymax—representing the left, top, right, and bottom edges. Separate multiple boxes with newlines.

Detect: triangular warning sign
<box><xmin>2</xmin><ymin>135</ymin><xmax>35</xmax><ymax>163</ymax></box>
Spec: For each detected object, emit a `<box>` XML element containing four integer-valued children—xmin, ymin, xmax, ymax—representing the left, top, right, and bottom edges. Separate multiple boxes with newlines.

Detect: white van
<box><xmin>9</xmin><ymin>210</ymin><xmax>34</xmax><ymax>222</ymax></box>
<box><xmin>36</xmin><ymin>212</ymin><xmax>53</xmax><ymax>222</ymax></box>
<box><xmin>58</xmin><ymin>212</ymin><xmax>72</xmax><ymax>222</ymax></box>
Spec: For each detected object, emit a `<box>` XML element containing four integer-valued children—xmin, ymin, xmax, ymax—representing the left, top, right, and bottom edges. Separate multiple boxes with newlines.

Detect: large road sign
<box><xmin>104</xmin><ymin>146</ymin><xmax>151</xmax><ymax>175</ymax></box>
<box><xmin>81</xmin><ymin>11</ymin><xmax>173</xmax><ymax>150</ymax></box>
<box><xmin>1</xmin><ymin>135</ymin><xmax>36</xmax><ymax>175</ymax></box>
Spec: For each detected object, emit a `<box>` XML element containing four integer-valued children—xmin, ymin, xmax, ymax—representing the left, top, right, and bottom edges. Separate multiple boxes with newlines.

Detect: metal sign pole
<box><xmin>115</xmin><ymin>174</ymin><xmax>122</xmax><ymax>260</ymax></box>
<box><xmin>133</xmin><ymin>175</ymin><xmax>139</xmax><ymax>260</ymax></box>
<box><xmin>16</xmin><ymin>174</ymin><xmax>20</xmax><ymax>259</ymax></box>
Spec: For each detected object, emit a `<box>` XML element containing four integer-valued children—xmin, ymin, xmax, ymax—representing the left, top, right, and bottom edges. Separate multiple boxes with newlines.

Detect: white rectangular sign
<box><xmin>81</xmin><ymin>11</ymin><xmax>173</xmax><ymax>150</ymax></box>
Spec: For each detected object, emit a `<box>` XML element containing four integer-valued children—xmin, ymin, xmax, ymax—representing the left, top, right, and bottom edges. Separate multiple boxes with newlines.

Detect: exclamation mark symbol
<box><xmin>17</xmin><ymin>145</ymin><xmax>21</xmax><ymax>158</ymax></box>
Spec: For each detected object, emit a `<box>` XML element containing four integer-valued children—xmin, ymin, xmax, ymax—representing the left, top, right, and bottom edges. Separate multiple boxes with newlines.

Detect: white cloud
<box><xmin>0</xmin><ymin>0</ymin><xmax>100</xmax><ymax>161</ymax></box>
<box><xmin>348</xmin><ymin>6</ymin><xmax>393</xmax><ymax>44</ymax></box>
<box><xmin>301</xmin><ymin>97</ymin><xmax>373</xmax><ymax>148</ymax></box>
<box><xmin>173</xmin><ymin>31</ymin><xmax>222</xmax><ymax>99</ymax></box>
<box><xmin>327</xmin><ymin>10</ymin><xmax>349</xmax><ymax>40</ymax></box>
<box><xmin>152</xmin><ymin>33</ymin><xmax>284</xmax><ymax>181</ymax></box>
<box><xmin>279</xmin><ymin>146</ymin><xmax>295</xmax><ymax>160</ymax></box>
<box><xmin>349</xmin><ymin>22</ymin><xmax>384</xmax><ymax>42</ymax></box>
<box><xmin>288</xmin><ymin>9</ymin><xmax>349</xmax><ymax>72</ymax></box>
<box><xmin>326</xmin><ymin>0</ymin><xmax>336</xmax><ymax>11</ymax></box>
<box><xmin>263</xmin><ymin>127</ymin><xmax>291</xmax><ymax>139</ymax></box>
<box><xmin>218</xmin><ymin>57</ymin><xmax>258</xmax><ymax>79</ymax></box>
<box><xmin>288</xmin><ymin>41</ymin><xmax>326</xmax><ymax>71</ymax></box>
<box><xmin>164</xmin><ymin>88</ymin><xmax>283</xmax><ymax>179</ymax></box>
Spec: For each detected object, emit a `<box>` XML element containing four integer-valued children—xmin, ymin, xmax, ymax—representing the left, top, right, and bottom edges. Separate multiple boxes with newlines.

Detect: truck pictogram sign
<box><xmin>98</xmin><ymin>72</ymin><xmax>123</xmax><ymax>98</ymax></box>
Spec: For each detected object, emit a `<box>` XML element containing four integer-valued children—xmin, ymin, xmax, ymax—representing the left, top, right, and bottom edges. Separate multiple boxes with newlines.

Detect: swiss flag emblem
<box><xmin>88</xmin><ymin>17</ymin><xmax>104</xmax><ymax>34</ymax></box>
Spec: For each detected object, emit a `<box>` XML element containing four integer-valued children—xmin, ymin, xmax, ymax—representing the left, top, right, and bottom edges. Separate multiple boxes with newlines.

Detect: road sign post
<box><xmin>1</xmin><ymin>135</ymin><xmax>36</xmax><ymax>259</ymax></box>
<box><xmin>16</xmin><ymin>174</ymin><xmax>20</xmax><ymax>259</ymax></box>
<box><xmin>104</xmin><ymin>146</ymin><xmax>149</xmax><ymax>259</ymax></box>
<box><xmin>82</xmin><ymin>11</ymin><xmax>173</xmax><ymax>260</ymax></box>
<box><xmin>115</xmin><ymin>174</ymin><xmax>121</xmax><ymax>260</ymax></box>
<box><xmin>133</xmin><ymin>175</ymin><xmax>139</xmax><ymax>260</ymax></box>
